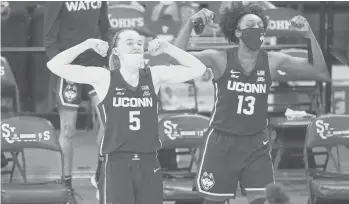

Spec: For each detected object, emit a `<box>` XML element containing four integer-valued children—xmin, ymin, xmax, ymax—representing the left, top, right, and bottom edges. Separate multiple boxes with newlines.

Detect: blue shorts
<box><xmin>98</xmin><ymin>152</ymin><xmax>163</xmax><ymax>204</ymax></box>
<box><xmin>196</xmin><ymin>128</ymin><xmax>275</xmax><ymax>201</ymax></box>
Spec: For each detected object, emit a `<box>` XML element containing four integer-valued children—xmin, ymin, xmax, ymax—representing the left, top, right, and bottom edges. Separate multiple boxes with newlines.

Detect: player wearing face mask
<box><xmin>174</xmin><ymin>2</ymin><xmax>330</xmax><ymax>204</ymax></box>
<box><xmin>46</xmin><ymin>29</ymin><xmax>206</xmax><ymax>204</ymax></box>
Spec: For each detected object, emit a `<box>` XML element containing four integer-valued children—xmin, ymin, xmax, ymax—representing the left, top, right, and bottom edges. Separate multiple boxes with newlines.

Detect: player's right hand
<box><xmin>189</xmin><ymin>8</ymin><xmax>215</xmax><ymax>25</ymax></box>
<box><xmin>85</xmin><ymin>39</ymin><xmax>109</xmax><ymax>57</ymax></box>
<box><xmin>189</xmin><ymin>8</ymin><xmax>215</xmax><ymax>35</ymax></box>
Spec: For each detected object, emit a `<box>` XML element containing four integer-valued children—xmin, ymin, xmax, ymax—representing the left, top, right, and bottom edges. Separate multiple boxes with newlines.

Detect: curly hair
<box><xmin>219</xmin><ymin>2</ymin><xmax>269</xmax><ymax>43</ymax></box>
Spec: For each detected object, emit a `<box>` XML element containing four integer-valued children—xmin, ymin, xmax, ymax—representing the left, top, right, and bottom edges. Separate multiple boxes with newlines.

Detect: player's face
<box><xmin>115</xmin><ymin>30</ymin><xmax>145</xmax><ymax>56</ymax></box>
<box><xmin>238</xmin><ymin>14</ymin><xmax>264</xmax><ymax>30</ymax></box>
<box><xmin>236</xmin><ymin>14</ymin><xmax>265</xmax><ymax>51</ymax></box>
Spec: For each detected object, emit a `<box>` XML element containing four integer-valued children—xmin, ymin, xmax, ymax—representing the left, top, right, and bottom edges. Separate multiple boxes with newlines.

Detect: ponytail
<box><xmin>108</xmin><ymin>53</ymin><xmax>120</xmax><ymax>71</ymax></box>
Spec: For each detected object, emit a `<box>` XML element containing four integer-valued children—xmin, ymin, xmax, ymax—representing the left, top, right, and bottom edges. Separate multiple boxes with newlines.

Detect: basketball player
<box><xmin>174</xmin><ymin>3</ymin><xmax>330</xmax><ymax>204</ymax></box>
<box><xmin>44</xmin><ymin>1</ymin><xmax>110</xmax><ymax>192</ymax></box>
<box><xmin>46</xmin><ymin>29</ymin><xmax>207</xmax><ymax>204</ymax></box>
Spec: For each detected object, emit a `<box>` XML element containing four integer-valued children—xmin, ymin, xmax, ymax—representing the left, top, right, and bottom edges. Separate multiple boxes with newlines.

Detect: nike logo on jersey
<box><xmin>278</xmin><ymin>70</ymin><xmax>287</xmax><ymax>75</ymax></box>
<box><xmin>263</xmin><ymin>139</ymin><xmax>269</xmax><ymax>145</ymax></box>
<box><xmin>115</xmin><ymin>87</ymin><xmax>126</xmax><ymax>91</ymax></box>
<box><xmin>227</xmin><ymin>81</ymin><xmax>267</xmax><ymax>94</ymax></box>
<box><xmin>154</xmin><ymin>167</ymin><xmax>160</xmax><ymax>173</ymax></box>
<box><xmin>113</xmin><ymin>97</ymin><xmax>153</xmax><ymax>107</ymax></box>
<box><xmin>230</xmin><ymin>70</ymin><xmax>240</xmax><ymax>78</ymax></box>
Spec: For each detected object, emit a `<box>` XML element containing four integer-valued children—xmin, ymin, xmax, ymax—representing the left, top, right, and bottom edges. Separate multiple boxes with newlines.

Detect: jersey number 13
<box><xmin>237</xmin><ymin>95</ymin><xmax>256</xmax><ymax>115</ymax></box>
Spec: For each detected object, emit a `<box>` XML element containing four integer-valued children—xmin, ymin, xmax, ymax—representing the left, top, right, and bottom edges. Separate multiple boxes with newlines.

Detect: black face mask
<box><xmin>239</xmin><ymin>28</ymin><xmax>265</xmax><ymax>51</ymax></box>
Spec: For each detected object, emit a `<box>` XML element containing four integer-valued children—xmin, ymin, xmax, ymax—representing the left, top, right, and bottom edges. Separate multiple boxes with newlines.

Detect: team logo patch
<box><xmin>201</xmin><ymin>171</ymin><xmax>215</xmax><ymax>191</ymax></box>
<box><xmin>257</xmin><ymin>77</ymin><xmax>265</xmax><ymax>82</ymax></box>
<box><xmin>143</xmin><ymin>91</ymin><xmax>151</xmax><ymax>96</ymax></box>
<box><xmin>63</xmin><ymin>83</ymin><xmax>78</xmax><ymax>102</ymax></box>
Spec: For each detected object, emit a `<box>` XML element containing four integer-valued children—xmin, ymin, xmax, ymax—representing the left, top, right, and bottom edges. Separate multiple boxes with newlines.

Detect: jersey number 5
<box><xmin>129</xmin><ymin>111</ymin><xmax>140</xmax><ymax>131</ymax></box>
<box><xmin>237</xmin><ymin>95</ymin><xmax>256</xmax><ymax>115</ymax></box>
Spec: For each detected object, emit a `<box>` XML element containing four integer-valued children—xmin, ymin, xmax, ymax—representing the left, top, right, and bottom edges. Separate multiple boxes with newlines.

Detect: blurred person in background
<box><xmin>44</xmin><ymin>1</ymin><xmax>110</xmax><ymax>197</ymax></box>
<box><xmin>1</xmin><ymin>1</ymin><xmax>11</xmax><ymax>21</ymax></box>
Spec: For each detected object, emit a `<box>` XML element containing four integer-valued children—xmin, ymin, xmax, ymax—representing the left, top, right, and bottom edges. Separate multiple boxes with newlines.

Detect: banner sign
<box><xmin>264</xmin><ymin>8</ymin><xmax>303</xmax><ymax>37</ymax></box>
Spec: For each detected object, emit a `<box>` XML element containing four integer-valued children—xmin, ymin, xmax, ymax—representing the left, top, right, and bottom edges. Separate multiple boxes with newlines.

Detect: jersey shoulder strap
<box><xmin>140</xmin><ymin>67</ymin><xmax>150</xmax><ymax>77</ymax></box>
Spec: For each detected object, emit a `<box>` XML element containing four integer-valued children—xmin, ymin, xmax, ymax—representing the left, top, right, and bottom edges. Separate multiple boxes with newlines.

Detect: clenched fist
<box><xmin>289</xmin><ymin>15</ymin><xmax>311</xmax><ymax>32</ymax></box>
<box><xmin>85</xmin><ymin>38</ymin><xmax>109</xmax><ymax>57</ymax></box>
<box><xmin>189</xmin><ymin>8</ymin><xmax>215</xmax><ymax>35</ymax></box>
<box><xmin>148</xmin><ymin>38</ymin><xmax>170</xmax><ymax>56</ymax></box>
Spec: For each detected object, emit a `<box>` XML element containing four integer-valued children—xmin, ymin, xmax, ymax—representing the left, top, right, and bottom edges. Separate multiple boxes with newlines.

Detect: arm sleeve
<box><xmin>98</xmin><ymin>1</ymin><xmax>111</xmax><ymax>42</ymax></box>
<box><xmin>44</xmin><ymin>2</ymin><xmax>63</xmax><ymax>60</ymax></box>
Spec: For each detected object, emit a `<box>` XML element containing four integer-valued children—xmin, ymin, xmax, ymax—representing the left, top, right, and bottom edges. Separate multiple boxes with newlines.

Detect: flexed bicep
<box><xmin>47</xmin><ymin>62</ymin><xmax>110</xmax><ymax>86</ymax></box>
<box><xmin>150</xmin><ymin>65</ymin><xmax>206</xmax><ymax>86</ymax></box>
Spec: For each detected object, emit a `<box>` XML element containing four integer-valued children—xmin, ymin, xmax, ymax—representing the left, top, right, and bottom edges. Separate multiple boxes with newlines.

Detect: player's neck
<box><xmin>237</xmin><ymin>43</ymin><xmax>259</xmax><ymax>60</ymax></box>
<box><xmin>119</xmin><ymin>67</ymin><xmax>139</xmax><ymax>86</ymax></box>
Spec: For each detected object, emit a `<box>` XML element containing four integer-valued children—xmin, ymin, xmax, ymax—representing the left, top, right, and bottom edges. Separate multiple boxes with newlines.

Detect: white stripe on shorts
<box><xmin>196</xmin><ymin>128</ymin><xmax>235</xmax><ymax>197</ymax></box>
<box><xmin>103</xmin><ymin>154</ymin><xmax>109</xmax><ymax>204</ymax></box>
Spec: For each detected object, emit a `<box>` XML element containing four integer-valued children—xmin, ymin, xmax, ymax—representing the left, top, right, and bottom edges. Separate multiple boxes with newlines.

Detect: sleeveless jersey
<box><xmin>209</xmin><ymin>47</ymin><xmax>272</xmax><ymax>135</ymax></box>
<box><xmin>98</xmin><ymin>68</ymin><xmax>161</xmax><ymax>155</ymax></box>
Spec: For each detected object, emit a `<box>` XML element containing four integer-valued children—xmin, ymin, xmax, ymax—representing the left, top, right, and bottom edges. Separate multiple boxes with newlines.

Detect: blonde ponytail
<box><xmin>108</xmin><ymin>53</ymin><xmax>119</xmax><ymax>71</ymax></box>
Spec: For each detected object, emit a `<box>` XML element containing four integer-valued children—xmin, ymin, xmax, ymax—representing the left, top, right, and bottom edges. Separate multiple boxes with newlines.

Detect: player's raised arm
<box><xmin>268</xmin><ymin>15</ymin><xmax>331</xmax><ymax>82</ymax></box>
<box><xmin>174</xmin><ymin>8</ymin><xmax>217</xmax><ymax>68</ymax></box>
<box><xmin>46</xmin><ymin>39</ymin><xmax>110</xmax><ymax>86</ymax></box>
<box><xmin>149</xmin><ymin>39</ymin><xmax>207</xmax><ymax>85</ymax></box>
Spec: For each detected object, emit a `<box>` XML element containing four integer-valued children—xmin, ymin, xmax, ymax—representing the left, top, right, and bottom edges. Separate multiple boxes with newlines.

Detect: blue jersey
<box><xmin>209</xmin><ymin>47</ymin><xmax>272</xmax><ymax>135</ymax></box>
<box><xmin>98</xmin><ymin>68</ymin><xmax>161</xmax><ymax>155</ymax></box>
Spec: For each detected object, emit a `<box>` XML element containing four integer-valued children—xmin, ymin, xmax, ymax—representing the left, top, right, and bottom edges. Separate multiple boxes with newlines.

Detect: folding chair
<box><xmin>1</xmin><ymin>56</ymin><xmax>26</xmax><ymax>183</ymax></box>
<box><xmin>1</xmin><ymin>116</ymin><xmax>74</xmax><ymax>204</ymax></box>
<box><xmin>304</xmin><ymin>114</ymin><xmax>349</xmax><ymax>204</ymax></box>
<box><xmin>158</xmin><ymin>113</ymin><xmax>209</xmax><ymax>204</ymax></box>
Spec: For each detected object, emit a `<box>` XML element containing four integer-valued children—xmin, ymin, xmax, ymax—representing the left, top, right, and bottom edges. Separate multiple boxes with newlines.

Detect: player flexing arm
<box><xmin>175</xmin><ymin>7</ymin><xmax>330</xmax><ymax>82</ymax></box>
<box><xmin>174</xmin><ymin>3</ymin><xmax>329</xmax><ymax>204</ymax></box>
<box><xmin>148</xmin><ymin>38</ymin><xmax>207</xmax><ymax>91</ymax></box>
<box><xmin>44</xmin><ymin>2</ymin><xmax>111</xmax><ymax>195</ymax></box>
<box><xmin>47</xmin><ymin>38</ymin><xmax>207</xmax><ymax>101</ymax></box>
<box><xmin>267</xmin><ymin>15</ymin><xmax>330</xmax><ymax>81</ymax></box>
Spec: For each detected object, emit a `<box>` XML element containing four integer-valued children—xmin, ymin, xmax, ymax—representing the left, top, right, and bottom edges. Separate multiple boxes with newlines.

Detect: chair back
<box><xmin>304</xmin><ymin>114</ymin><xmax>349</xmax><ymax>174</ymax></box>
<box><xmin>158</xmin><ymin>113</ymin><xmax>209</xmax><ymax>149</ymax></box>
<box><xmin>1</xmin><ymin>116</ymin><xmax>60</xmax><ymax>152</ymax></box>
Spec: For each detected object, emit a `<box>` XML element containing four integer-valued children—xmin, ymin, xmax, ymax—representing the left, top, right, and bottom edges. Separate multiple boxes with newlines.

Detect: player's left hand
<box><xmin>148</xmin><ymin>38</ymin><xmax>169</xmax><ymax>56</ymax></box>
<box><xmin>289</xmin><ymin>15</ymin><xmax>311</xmax><ymax>32</ymax></box>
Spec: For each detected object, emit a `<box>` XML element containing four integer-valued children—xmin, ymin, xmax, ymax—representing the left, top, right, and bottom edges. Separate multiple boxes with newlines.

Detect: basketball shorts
<box><xmin>196</xmin><ymin>128</ymin><xmax>275</xmax><ymax>201</ymax></box>
<box><xmin>50</xmin><ymin>49</ymin><xmax>106</xmax><ymax>110</ymax></box>
<box><xmin>98</xmin><ymin>152</ymin><xmax>163</xmax><ymax>204</ymax></box>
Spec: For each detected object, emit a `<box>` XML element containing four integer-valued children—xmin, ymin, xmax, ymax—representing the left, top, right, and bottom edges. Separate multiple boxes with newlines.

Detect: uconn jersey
<box><xmin>209</xmin><ymin>47</ymin><xmax>272</xmax><ymax>135</ymax></box>
<box><xmin>98</xmin><ymin>68</ymin><xmax>160</xmax><ymax>155</ymax></box>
